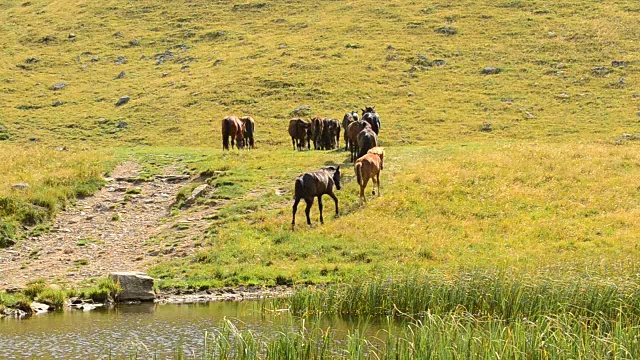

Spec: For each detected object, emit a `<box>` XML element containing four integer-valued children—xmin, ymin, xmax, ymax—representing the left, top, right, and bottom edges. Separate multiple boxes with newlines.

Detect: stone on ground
<box><xmin>109</xmin><ymin>271</ymin><xmax>155</xmax><ymax>302</ymax></box>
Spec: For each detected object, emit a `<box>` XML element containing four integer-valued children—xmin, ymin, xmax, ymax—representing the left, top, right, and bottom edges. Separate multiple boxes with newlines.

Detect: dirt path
<box><xmin>0</xmin><ymin>162</ymin><xmax>215</xmax><ymax>290</ymax></box>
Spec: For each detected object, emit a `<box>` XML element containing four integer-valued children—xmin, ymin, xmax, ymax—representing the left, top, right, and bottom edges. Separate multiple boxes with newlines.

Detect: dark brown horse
<box><xmin>288</xmin><ymin>118</ymin><xmax>310</xmax><ymax>151</ymax></box>
<box><xmin>355</xmin><ymin>147</ymin><xmax>384</xmax><ymax>202</ymax></box>
<box><xmin>321</xmin><ymin>118</ymin><xmax>340</xmax><ymax>150</ymax></box>
<box><xmin>292</xmin><ymin>166</ymin><xmax>341</xmax><ymax>228</ymax></box>
<box><xmin>309</xmin><ymin>116</ymin><xmax>324</xmax><ymax>150</ymax></box>
<box><xmin>342</xmin><ymin>111</ymin><xmax>358</xmax><ymax>151</ymax></box>
<box><xmin>362</xmin><ymin>107</ymin><xmax>380</xmax><ymax>135</ymax></box>
<box><xmin>222</xmin><ymin>116</ymin><xmax>245</xmax><ymax>150</ymax></box>
<box><xmin>347</xmin><ymin>120</ymin><xmax>371</xmax><ymax>162</ymax></box>
<box><xmin>357</xmin><ymin>127</ymin><xmax>378</xmax><ymax>158</ymax></box>
<box><xmin>240</xmin><ymin>116</ymin><xmax>255</xmax><ymax>149</ymax></box>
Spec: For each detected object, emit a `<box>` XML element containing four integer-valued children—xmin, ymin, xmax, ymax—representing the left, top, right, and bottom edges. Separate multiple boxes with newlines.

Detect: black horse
<box><xmin>357</xmin><ymin>128</ymin><xmax>378</xmax><ymax>158</ymax></box>
<box><xmin>292</xmin><ymin>166</ymin><xmax>341</xmax><ymax>228</ymax></box>
<box><xmin>362</xmin><ymin>107</ymin><xmax>380</xmax><ymax>135</ymax></box>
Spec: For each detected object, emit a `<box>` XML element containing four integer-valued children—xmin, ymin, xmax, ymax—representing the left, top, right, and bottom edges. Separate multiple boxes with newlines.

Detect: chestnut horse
<box><xmin>347</xmin><ymin>120</ymin><xmax>371</xmax><ymax>162</ymax></box>
<box><xmin>240</xmin><ymin>116</ymin><xmax>255</xmax><ymax>149</ymax></box>
<box><xmin>342</xmin><ymin>111</ymin><xmax>358</xmax><ymax>151</ymax></box>
<box><xmin>288</xmin><ymin>118</ymin><xmax>310</xmax><ymax>151</ymax></box>
<box><xmin>354</xmin><ymin>147</ymin><xmax>385</xmax><ymax>202</ymax></box>
<box><xmin>222</xmin><ymin>116</ymin><xmax>245</xmax><ymax>150</ymax></box>
<box><xmin>292</xmin><ymin>166</ymin><xmax>341</xmax><ymax>228</ymax></box>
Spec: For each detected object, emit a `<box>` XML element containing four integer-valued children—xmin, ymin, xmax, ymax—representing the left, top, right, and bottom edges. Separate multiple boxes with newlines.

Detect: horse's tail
<box><xmin>294</xmin><ymin>177</ymin><xmax>304</xmax><ymax>199</ymax></box>
<box><xmin>222</xmin><ymin>119</ymin><xmax>230</xmax><ymax>149</ymax></box>
<box><xmin>355</xmin><ymin>162</ymin><xmax>363</xmax><ymax>186</ymax></box>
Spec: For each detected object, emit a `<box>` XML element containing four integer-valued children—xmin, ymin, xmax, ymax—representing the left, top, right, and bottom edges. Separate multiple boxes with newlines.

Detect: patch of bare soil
<box><xmin>0</xmin><ymin>162</ymin><xmax>221</xmax><ymax>290</ymax></box>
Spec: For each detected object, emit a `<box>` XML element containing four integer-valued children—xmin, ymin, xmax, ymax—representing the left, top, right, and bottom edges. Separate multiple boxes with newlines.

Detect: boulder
<box><xmin>184</xmin><ymin>184</ymin><xmax>209</xmax><ymax>207</ymax></box>
<box><xmin>109</xmin><ymin>271</ymin><xmax>155</xmax><ymax>302</ymax></box>
<box><xmin>52</xmin><ymin>82</ymin><xmax>67</xmax><ymax>91</ymax></box>
<box><xmin>30</xmin><ymin>301</ymin><xmax>50</xmax><ymax>314</ymax></box>
<box><xmin>115</xmin><ymin>96</ymin><xmax>130</xmax><ymax>106</ymax></box>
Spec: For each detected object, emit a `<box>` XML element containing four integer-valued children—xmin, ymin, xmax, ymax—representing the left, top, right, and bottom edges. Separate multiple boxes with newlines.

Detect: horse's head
<box><xmin>325</xmin><ymin>165</ymin><xmax>341</xmax><ymax>190</ymax></box>
<box><xmin>333</xmin><ymin>166</ymin><xmax>341</xmax><ymax>190</ymax></box>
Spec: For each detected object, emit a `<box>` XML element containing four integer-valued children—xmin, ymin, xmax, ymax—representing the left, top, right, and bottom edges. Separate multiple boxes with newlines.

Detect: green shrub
<box><xmin>36</xmin><ymin>289</ymin><xmax>66</xmax><ymax>309</ymax></box>
<box><xmin>23</xmin><ymin>279</ymin><xmax>46</xmax><ymax>299</ymax></box>
<box><xmin>0</xmin><ymin>221</ymin><xmax>16</xmax><ymax>248</ymax></box>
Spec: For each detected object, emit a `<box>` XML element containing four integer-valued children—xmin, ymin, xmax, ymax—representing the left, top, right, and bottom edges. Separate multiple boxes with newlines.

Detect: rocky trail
<box><xmin>0</xmin><ymin>162</ymin><xmax>219</xmax><ymax>290</ymax></box>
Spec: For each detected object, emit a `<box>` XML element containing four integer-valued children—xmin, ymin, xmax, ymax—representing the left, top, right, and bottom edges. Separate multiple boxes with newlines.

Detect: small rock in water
<box><xmin>52</xmin><ymin>82</ymin><xmax>66</xmax><ymax>91</ymax></box>
<box><xmin>115</xmin><ymin>96</ymin><xmax>130</xmax><ymax>107</ymax></box>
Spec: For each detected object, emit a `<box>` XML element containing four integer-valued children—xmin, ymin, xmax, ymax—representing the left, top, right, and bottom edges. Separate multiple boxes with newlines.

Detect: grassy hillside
<box><xmin>1</xmin><ymin>0</ymin><xmax>640</xmax><ymax>286</ymax></box>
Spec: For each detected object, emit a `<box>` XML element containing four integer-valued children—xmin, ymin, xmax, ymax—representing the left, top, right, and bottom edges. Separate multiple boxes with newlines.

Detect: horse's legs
<box><xmin>304</xmin><ymin>198</ymin><xmax>313</xmax><ymax>225</ymax></box>
<box><xmin>231</xmin><ymin>137</ymin><xmax>235</xmax><ymax>150</ymax></box>
<box><xmin>376</xmin><ymin>173</ymin><xmax>381</xmax><ymax>196</ymax></box>
<box><xmin>362</xmin><ymin>176</ymin><xmax>370</xmax><ymax>202</ymax></box>
<box><xmin>318</xmin><ymin>195</ymin><xmax>324</xmax><ymax>224</ymax></box>
<box><xmin>328</xmin><ymin>192</ymin><xmax>339</xmax><ymax>216</ymax></box>
<box><xmin>291</xmin><ymin>137</ymin><xmax>296</xmax><ymax>151</ymax></box>
<box><xmin>292</xmin><ymin>197</ymin><xmax>301</xmax><ymax>227</ymax></box>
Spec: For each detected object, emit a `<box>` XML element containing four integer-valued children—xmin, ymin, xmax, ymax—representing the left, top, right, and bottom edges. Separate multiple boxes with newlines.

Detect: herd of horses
<box><xmin>220</xmin><ymin>107</ymin><xmax>385</xmax><ymax>228</ymax></box>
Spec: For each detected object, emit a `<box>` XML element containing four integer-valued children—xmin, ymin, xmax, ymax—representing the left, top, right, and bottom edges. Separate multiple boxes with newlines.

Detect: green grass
<box><xmin>1</xmin><ymin>0</ymin><xmax>640</xmax><ymax>353</ymax></box>
<box><xmin>129</xmin><ymin>314</ymin><xmax>640</xmax><ymax>359</ymax></box>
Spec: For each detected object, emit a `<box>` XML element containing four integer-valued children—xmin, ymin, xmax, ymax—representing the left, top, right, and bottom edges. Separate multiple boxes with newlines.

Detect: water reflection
<box><xmin>0</xmin><ymin>301</ymin><xmax>391</xmax><ymax>359</ymax></box>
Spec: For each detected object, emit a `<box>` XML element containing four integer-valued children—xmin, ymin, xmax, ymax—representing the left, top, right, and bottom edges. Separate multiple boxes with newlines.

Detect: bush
<box><xmin>0</xmin><ymin>221</ymin><xmax>16</xmax><ymax>248</ymax></box>
<box><xmin>36</xmin><ymin>289</ymin><xmax>66</xmax><ymax>309</ymax></box>
<box><xmin>23</xmin><ymin>279</ymin><xmax>46</xmax><ymax>299</ymax></box>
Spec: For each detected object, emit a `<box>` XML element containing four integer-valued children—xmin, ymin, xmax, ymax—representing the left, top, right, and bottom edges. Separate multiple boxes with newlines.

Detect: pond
<box><xmin>0</xmin><ymin>301</ymin><xmax>391</xmax><ymax>359</ymax></box>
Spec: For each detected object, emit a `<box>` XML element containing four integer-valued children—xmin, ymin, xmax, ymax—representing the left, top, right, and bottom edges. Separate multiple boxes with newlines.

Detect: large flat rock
<box><xmin>109</xmin><ymin>272</ymin><xmax>155</xmax><ymax>302</ymax></box>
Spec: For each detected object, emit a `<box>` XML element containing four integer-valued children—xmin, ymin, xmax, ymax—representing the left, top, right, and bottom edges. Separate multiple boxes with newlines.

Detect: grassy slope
<box><xmin>1</xmin><ymin>0</ymin><xmax>640</xmax><ymax>286</ymax></box>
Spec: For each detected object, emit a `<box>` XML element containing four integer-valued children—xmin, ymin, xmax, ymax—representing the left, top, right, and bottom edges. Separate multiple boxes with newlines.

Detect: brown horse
<box><xmin>357</xmin><ymin>128</ymin><xmax>378</xmax><ymax>158</ymax></box>
<box><xmin>288</xmin><ymin>118</ymin><xmax>310</xmax><ymax>151</ymax></box>
<box><xmin>292</xmin><ymin>166</ymin><xmax>341</xmax><ymax>228</ymax></box>
<box><xmin>222</xmin><ymin>116</ymin><xmax>245</xmax><ymax>150</ymax></box>
<box><xmin>354</xmin><ymin>147</ymin><xmax>384</xmax><ymax>202</ymax></box>
<box><xmin>240</xmin><ymin>116</ymin><xmax>255</xmax><ymax>149</ymax></box>
<box><xmin>309</xmin><ymin>116</ymin><xmax>324</xmax><ymax>150</ymax></box>
<box><xmin>342</xmin><ymin>111</ymin><xmax>358</xmax><ymax>151</ymax></box>
<box><xmin>347</xmin><ymin>120</ymin><xmax>371</xmax><ymax>162</ymax></box>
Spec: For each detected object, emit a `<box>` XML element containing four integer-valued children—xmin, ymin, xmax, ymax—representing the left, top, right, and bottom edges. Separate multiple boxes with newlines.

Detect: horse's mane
<box><xmin>367</xmin><ymin>147</ymin><xmax>385</xmax><ymax>155</ymax></box>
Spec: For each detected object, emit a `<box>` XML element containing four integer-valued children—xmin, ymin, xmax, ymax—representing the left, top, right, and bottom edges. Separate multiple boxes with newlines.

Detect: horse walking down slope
<box><xmin>354</xmin><ymin>147</ymin><xmax>385</xmax><ymax>202</ymax></box>
<box><xmin>221</xmin><ymin>116</ymin><xmax>245</xmax><ymax>150</ymax></box>
<box><xmin>292</xmin><ymin>166</ymin><xmax>341</xmax><ymax>228</ymax></box>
